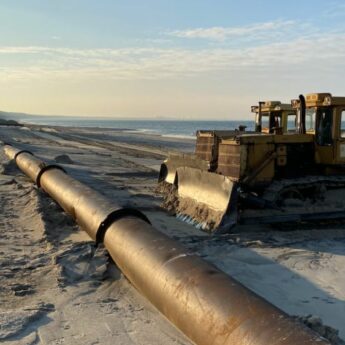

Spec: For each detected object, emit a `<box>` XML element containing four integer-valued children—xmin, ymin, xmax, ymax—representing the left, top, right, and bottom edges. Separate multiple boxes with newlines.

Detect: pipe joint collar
<box><xmin>14</xmin><ymin>150</ymin><xmax>33</xmax><ymax>162</ymax></box>
<box><xmin>96</xmin><ymin>208</ymin><xmax>151</xmax><ymax>244</ymax></box>
<box><xmin>36</xmin><ymin>164</ymin><xmax>67</xmax><ymax>188</ymax></box>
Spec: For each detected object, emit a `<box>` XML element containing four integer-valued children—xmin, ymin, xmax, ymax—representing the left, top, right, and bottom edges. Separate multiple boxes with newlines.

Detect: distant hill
<box><xmin>0</xmin><ymin>110</ymin><xmax>51</xmax><ymax>127</ymax></box>
<box><xmin>0</xmin><ymin>118</ymin><xmax>21</xmax><ymax>126</ymax></box>
<box><xmin>0</xmin><ymin>110</ymin><xmax>31</xmax><ymax>121</ymax></box>
<box><xmin>0</xmin><ymin>111</ymin><xmax>23</xmax><ymax>126</ymax></box>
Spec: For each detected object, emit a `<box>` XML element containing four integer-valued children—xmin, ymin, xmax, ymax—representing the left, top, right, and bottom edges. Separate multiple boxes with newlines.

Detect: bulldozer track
<box><xmin>263</xmin><ymin>175</ymin><xmax>345</xmax><ymax>202</ymax></box>
<box><xmin>240</xmin><ymin>175</ymin><xmax>345</xmax><ymax>226</ymax></box>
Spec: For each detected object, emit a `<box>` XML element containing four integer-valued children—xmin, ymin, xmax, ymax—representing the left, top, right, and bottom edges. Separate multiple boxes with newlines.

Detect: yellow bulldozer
<box><xmin>252</xmin><ymin>100</ymin><xmax>296</xmax><ymax>134</ymax></box>
<box><xmin>158</xmin><ymin>93</ymin><xmax>345</xmax><ymax>232</ymax></box>
<box><xmin>159</xmin><ymin>100</ymin><xmax>296</xmax><ymax>184</ymax></box>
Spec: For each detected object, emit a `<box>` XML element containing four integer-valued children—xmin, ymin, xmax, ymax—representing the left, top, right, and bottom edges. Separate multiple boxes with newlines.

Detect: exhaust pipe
<box><xmin>255</xmin><ymin>101</ymin><xmax>264</xmax><ymax>132</ymax></box>
<box><xmin>297</xmin><ymin>94</ymin><xmax>307</xmax><ymax>134</ymax></box>
<box><xmin>3</xmin><ymin>144</ymin><xmax>330</xmax><ymax>345</ymax></box>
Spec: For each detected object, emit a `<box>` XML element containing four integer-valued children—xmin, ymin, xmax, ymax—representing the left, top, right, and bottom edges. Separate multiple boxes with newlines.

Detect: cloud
<box><xmin>0</xmin><ymin>17</ymin><xmax>342</xmax><ymax>83</ymax></box>
<box><xmin>168</xmin><ymin>20</ymin><xmax>304</xmax><ymax>42</ymax></box>
<box><xmin>323</xmin><ymin>1</ymin><xmax>345</xmax><ymax>17</ymax></box>
<box><xmin>0</xmin><ymin>30</ymin><xmax>344</xmax><ymax>82</ymax></box>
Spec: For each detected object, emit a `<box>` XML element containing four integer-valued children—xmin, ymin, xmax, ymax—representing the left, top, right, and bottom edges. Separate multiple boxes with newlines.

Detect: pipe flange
<box><xmin>14</xmin><ymin>150</ymin><xmax>33</xmax><ymax>162</ymax></box>
<box><xmin>96</xmin><ymin>208</ymin><xmax>151</xmax><ymax>244</ymax></box>
<box><xmin>36</xmin><ymin>164</ymin><xmax>67</xmax><ymax>188</ymax></box>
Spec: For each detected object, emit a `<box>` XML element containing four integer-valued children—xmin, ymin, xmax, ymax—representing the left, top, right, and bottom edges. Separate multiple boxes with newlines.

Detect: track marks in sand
<box><xmin>0</xmin><ymin>157</ymin><xmax>107</xmax><ymax>344</ymax></box>
<box><xmin>0</xmin><ymin>303</ymin><xmax>55</xmax><ymax>341</ymax></box>
<box><xmin>0</xmin><ymin>182</ymin><xmax>53</xmax><ymax>307</ymax></box>
<box><xmin>0</xmin><ymin>152</ymin><xmax>191</xmax><ymax>345</ymax></box>
<box><xmin>0</xmin><ymin>174</ymin><xmax>57</xmax><ymax>343</ymax></box>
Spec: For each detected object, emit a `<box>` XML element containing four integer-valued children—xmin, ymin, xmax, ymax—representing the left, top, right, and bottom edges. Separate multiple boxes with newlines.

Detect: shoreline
<box><xmin>9</xmin><ymin>114</ymin><xmax>254</xmax><ymax>140</ymax></box>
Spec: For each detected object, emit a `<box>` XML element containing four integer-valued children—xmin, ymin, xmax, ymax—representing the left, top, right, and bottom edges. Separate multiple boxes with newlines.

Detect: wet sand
<box><xmin>1</xmin><ymin>123</ymin><xmax>345</xmax><ymax>344</ymax></box>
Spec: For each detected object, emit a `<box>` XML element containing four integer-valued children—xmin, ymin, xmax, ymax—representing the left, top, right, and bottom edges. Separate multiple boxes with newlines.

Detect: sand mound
<box><xmin>157</xmin><ymin>181</ymin><xmax>178</xmax><ymax>213</ymax></box>
<box><xmin>54</xmin><ymin>154</ymin><xmax>73</xmax><ymax>164</ymax></box>
<box><xmin>54</xmin><ymin>243</ymin><xmax>108</xmax><ymax>287</ymax></box>
<box><xmin>294</xmin><ymin>315</ymin><xmax>345</xmax><ymax>345</ymax></box>
<box><xmin>0</xmin><ymin>160</ymin><xmax>19</xmax><ymax>176</ymax></box>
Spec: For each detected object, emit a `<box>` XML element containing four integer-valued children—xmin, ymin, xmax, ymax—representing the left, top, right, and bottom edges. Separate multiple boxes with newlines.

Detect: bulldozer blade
<box><xmin>175</xmin><ymin>167</ymin><xmax>238</xmax><ymax>232</ymax></box>
<box><xmin>158</xmin><ymin>153</ymin><xmax>209</xmax><ymax>185</ymax></box>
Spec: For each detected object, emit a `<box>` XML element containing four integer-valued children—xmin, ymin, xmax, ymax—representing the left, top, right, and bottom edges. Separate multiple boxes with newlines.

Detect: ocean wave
<box><xmin>161</xmin><ymin>133</ymin><xmax>195</xmax><ymax>140</ymax></box>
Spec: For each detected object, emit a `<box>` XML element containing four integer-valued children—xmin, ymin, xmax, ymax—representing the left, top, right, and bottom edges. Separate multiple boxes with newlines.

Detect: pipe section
<box><xmin>105</xmin><ymin>217</ymin><xmax>332</xmax><ymax>345</ymax></box>
<box><xmin>3</xmin><ymin>144</ymin><xmax>330</xmax><ymax>345</ymax></box>
<box><xmin>39</xmin><ymin>168</ymin><xmax>149</xmax><ymax>241</ymax></box>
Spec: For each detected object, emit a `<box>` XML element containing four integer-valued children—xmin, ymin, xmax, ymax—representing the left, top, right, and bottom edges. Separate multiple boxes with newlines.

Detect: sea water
<box><xmin>19</xmin><ymin>116</ymin><xmax>254</xmax><ymax>139</ymax></box>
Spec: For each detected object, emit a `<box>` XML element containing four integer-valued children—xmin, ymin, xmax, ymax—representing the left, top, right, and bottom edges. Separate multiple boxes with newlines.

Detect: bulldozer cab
<box><xmin>292</xmin><ymin>93</ymin><xmax>345</xmax><ymax>165</ymax></box>
<box><xmin>251</xmin><ymin>101</ymin><xmax>296</xmax><ymax>134</ymax></box>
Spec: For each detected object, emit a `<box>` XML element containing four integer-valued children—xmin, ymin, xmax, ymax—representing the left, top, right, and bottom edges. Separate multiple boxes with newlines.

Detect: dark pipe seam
<box><xmin>96</xmin><ymin>208</ymin><xmax>151</xmax><ymax>244</ymax></box>
<box><xmin>14</xmin><ymin>150</ymin><xmax>33</xmax><ymax>162</ymax></box>
<box><xmin>36</xmin><ymin>164</ymin><xmax>66</xmax><ymax>187</ymax></box>
<box><xmin>3</xmin><ymin>144</ymin><xmax>331</xmax><ymax>345</ymax></box>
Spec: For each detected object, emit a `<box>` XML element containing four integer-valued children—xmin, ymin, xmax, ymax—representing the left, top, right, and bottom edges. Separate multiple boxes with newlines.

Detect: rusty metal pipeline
<box><xmin>3</xmin><ymin>144</ymin><xmax>330</xmax><ymax>345</ymax></box>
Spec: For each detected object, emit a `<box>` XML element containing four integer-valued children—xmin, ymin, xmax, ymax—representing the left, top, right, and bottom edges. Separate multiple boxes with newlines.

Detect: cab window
<box><xmin>306</xmin><ymin>108</ymin><xmax>316</xmax><ymax>131</ymax></box>
<box><xmin>287</xmin><ymin>113</ymin><xmax>296</xmax><ymax>131</ymax></box>
<box><xmin>272</xmin><ymin>114</ymin><xmax>281</xmax><ymax>128</ymax></box>
<box><xmin>261</xmin><ymin>114</ymin><xmax>270</xmax><ymax>130</ymax></box>
<box><xmin>341</xmin><ymin>110</ymin><xmax>345</xmax><ymax>138</ymax></box>
<box><xmin>316</xmin><ymin>107</ymin><xmax>333</xmax><ymax>146</ymax></box>
<box><xmin>261</xmin><ymin>112</ymin><xmax>281</xmax><ymax>133</ymax></box>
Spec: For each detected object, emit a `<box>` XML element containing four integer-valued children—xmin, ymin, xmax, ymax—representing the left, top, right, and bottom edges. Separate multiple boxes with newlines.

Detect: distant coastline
<box><xmin>21</xmin><ymin>118</ymin><xmax>253</xmax><ymax>138</ymax></box>
<box><xmin>0</xmin><ymin>110</ymin><xmax>253</xmax><ymax>138</ymax></box>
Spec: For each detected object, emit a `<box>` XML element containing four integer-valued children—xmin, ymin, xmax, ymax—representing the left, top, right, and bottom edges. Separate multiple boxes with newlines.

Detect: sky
<box><xmin>0</xmin><ymin>0</ymin><xmax>344</xmax><ymax>120</ymax></box>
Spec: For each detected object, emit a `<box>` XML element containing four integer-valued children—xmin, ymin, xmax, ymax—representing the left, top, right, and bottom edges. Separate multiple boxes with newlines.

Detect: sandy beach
<box><xmin>1</xmin><ymin>123</ymin><xmax>345</xmax><ymax>345</ymax></box>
